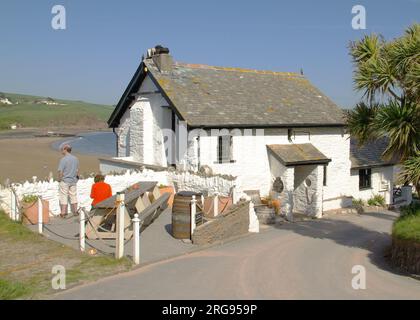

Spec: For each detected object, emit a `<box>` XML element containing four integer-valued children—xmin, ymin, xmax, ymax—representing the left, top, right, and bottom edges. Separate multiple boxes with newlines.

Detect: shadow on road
<box><xmin>360</xmin><ymin>211</ymin><xmax>399</xmax><ymax>222</ymax></box>
<box><xmin>165</xmin><ymin>223</ymin><xmax>172</xmax><ymax>235</ymax></box>
<box><xmin>274</xmin><ymin>214</ymin><xmax>408</xmax><ymax>277</ymax></box>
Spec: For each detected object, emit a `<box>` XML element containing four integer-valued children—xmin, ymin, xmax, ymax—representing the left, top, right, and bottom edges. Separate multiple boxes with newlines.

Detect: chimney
<box><xmin>147</xmin><ymin>45</ymin><xmax>173</xmax><ymax>73</ymax></box>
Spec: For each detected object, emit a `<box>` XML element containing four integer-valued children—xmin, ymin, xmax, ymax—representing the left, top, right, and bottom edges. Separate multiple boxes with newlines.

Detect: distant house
<box><xmin>102</xmin><ymin>46</ymin><xmax>398</xmax><ymax>217</ymax></box>
<box><xmin>0</xmin><ymin>93</ymin><xmax>13</xmax><ymax>105</ymax></box>
<box><xmin>34</xmin><ymin>97</ymin><xmax>64</xmax><ymax>105</ymax></box>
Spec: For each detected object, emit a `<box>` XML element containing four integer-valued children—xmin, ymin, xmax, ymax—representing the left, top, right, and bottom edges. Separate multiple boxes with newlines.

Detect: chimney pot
<box><xmin>151</xmin><ymin>45</ymin><xmax>172</xmax><ymax>73</ymax></box>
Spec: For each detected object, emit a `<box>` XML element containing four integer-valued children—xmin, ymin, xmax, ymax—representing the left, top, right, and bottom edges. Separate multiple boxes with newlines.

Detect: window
<box><xmin>323</xmin><ymin>165</ymin><xmax>327</xmax><ymax>186</ymax></box>
<box><xmin>217</xmin><ymin>135</ymin><xmax>234</xmax><ymax>164</ymax></box>
<box><xmin>359</xmin><ymin>168</ymin><xmax>372</xmax><ymax>190</ymax></box>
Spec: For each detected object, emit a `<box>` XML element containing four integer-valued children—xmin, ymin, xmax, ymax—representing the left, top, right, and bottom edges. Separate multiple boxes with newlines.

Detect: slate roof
<box><xmin>350</xmin><ymin>137</ymin><xmax>399</xmax><ymax>169</ymax></box>
<box><xmin>267</xmin><ymin>143</ymin><xmax>331</xmax><ymax>166</ymax></box>
<box><xmin>108</xmin><ymin>57</ymin><xmax>345</xmax><ymax>128</ymax></box>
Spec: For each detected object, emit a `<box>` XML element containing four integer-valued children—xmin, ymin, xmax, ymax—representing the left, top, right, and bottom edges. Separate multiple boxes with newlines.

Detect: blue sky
<box><xmin>0</xmin><ymin>0</ymin><xmax>418</xmax><ymax>108</ymax></box>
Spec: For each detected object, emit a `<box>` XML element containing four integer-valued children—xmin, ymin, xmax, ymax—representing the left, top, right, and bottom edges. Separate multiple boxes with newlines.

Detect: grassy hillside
<box><xmin>0</xmin><ymin>92</ymin><xmax>114</xmax><ymax>130</ymax></box>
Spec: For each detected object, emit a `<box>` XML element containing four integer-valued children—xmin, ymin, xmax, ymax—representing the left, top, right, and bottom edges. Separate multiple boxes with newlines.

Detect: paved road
<box><xmin>31</xmin><ymin>207</ymin><xmax>195</xmax><ymax>264</ymax></box>
<box><xmin>55</xmin><ymin>210</ymin><xmax>420</xmax><ymax>299</ymax></box>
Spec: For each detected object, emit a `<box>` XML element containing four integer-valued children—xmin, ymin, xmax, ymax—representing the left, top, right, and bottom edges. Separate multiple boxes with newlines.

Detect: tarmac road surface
<box><xmin>55</xmin><ymin>210</ymin><xmax>420</xmax><ymax>300</ymax></box>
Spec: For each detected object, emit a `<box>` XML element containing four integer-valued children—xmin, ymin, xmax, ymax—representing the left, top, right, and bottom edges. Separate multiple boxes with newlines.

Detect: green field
<box><xmin>0</xmin><ymin>92</ymin><xmax>114</xmax><ymax>130</ymax></box>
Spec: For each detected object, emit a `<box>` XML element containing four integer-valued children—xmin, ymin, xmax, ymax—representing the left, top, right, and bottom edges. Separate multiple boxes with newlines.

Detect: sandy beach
<box><xmin>0</xmin><ymin>136</ymin><xmax>100</xmax><ymax>184</ymax></box>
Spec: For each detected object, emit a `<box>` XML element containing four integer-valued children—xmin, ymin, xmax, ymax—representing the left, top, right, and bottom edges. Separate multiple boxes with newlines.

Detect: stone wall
<box><xmin>192</xmin><ymin>201</ymin><xmax>250</xmax><ymax>245</ymax></box>
<box><xmin>0</xmin><ymin>168</ymin><xmax>238</xmax><ymax>217</ymax></box>
<box><xmin>116</xmin><ymin>110</ymin><xmax>130</xmax><ymax>157</ymax></box>
<box><xmin>116</xmin><ymin>74</ymin><xmax>179</xmax><ymax>167</ymax></box>
<box><xmin>390</xmin><ymin>237</ymin><xmax>420</xmax><ymax>275</ymax></box>
<box><xmin>267</xmin><ymin>154</ymin><xmax>323</xmax><ymax>218</ymax></box>
<box><xmin>293</xmin><ymin>165</ymin><xmax>323</xmax><ymax>217</ymax></box>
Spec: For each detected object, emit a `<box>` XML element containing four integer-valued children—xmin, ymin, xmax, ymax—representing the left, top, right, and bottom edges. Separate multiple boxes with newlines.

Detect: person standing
<box><xmin>58</xmin><ymin>144</ymin><xmax>79</xmax><ymax>217</ymax></box>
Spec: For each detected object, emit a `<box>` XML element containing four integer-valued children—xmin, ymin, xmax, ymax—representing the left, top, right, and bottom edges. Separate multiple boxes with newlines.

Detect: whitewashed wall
<box><xmin>267</xmin><ymin>152</ymin><xmax>323</xmax><ymax>217</ymax></box>
<box><xmin>0</xmin><ymin>169</ymin><xmax>237</xmax><ymax>217</ymax></box>
<box><xmin>194</xmin><ymin>127</ymin><xmax>352</xmax><ymax>198</ymax></box>
<box><xmin>116</xmin><ymin>110</ymin><xmax>131</xmax><ymax>157</ymax></box>
<box><xmin>293</xmin><ymin>165</ymin><xmax>323</xmax><ymax>217</ymax></box>
<box><xmin>193</xmin><ymin>127</ymin><xmax>353</xmax><ymax>213</ymax></box>
<box><xmin>116</xmin><ymin>75</ymin><xmax>175</xmax><ymax>166</ymax></box>
<box><xmin>349</xmin><ymin>166</ymin><xmax>394</xmax><ymax>204</ymax></box>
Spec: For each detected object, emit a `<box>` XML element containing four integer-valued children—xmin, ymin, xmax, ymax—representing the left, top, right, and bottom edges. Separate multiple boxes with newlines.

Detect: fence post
<box><xmin>79</xmin><ymin>209</ymin><xmax>85</xmax><ymax>252</ymax></box>
<box><xmin>37</xmin><ymin>197</ymin><xmax>43</xmax><ymax>234</ymax></box>
<box><xmin>132</xmin><ymin>213</ymin><xmax>140</xmax><ymax>265</ymax></box>
<box><xmin>10</xmin><ymin>189</ymin><xmax>16</xmax><ymax>221</ymax></box>
<box><xmin>232</xmin><ymin>185</ymin><xmax>238</xmax><ymax>204</ymax></box>
<box><xmin>115</xmin><ymin>192</ymin><xmax>125</xmax><ymax>259</ymax></box>
<box><xmin>190</xmin><ymin>195</ymin><xmax>197</xmax><ymax>239</ymax></box>
<box><xmin>213</xmin><ymin>192</ymin><xmax>219</xmax><ymax>217</ymax></box>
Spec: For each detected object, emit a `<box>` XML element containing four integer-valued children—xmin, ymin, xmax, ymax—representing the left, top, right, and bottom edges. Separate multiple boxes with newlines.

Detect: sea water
<box><xmin>51</xmin><ymin>131</ymin><xmax>116</xmax><ymax>156</ymax></box>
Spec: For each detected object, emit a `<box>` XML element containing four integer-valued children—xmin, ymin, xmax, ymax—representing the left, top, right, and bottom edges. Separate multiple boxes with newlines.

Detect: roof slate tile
<box><xmin>145</xmin><ymin>59</ymin><xmax>345</xmax><ymax>127</ymax></box>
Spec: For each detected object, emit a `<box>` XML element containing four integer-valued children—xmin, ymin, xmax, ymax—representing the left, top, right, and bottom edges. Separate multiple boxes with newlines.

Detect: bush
<box><xmin>22</xmin><ymin>194</ymin><xmax>39</xmax><ymax>204</ymax></box>
<box><xmin>352</xmin><ymin>198</ymin><xmax>365</xmax><ymax>207</ymax></box>
<box><xmin>367</xmin><ymin>194</ymin><xmax>386</xmax><ymax>207</ymax></box>
<box><xmin>400</xmin><ymin>202</ymin><xmax>420</xmax><ymax>218</ymax></box>
<box><xmin>393</xmin><ymin>213</ymin><xmax>420</xmax><ymax>242</ymax></box>
<box><xmin>352</xmin><ymin>198</ymin><xmax>365</xmax><ymax>214</ymax></box>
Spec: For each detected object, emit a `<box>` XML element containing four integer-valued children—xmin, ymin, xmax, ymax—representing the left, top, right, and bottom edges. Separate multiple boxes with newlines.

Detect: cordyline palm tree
<box><xmin>346</xmin><ymin>23</ymin><xmax>420</xmax><ymax>194</ymax></box>
<box><xmin>399</xmin><ymin>156</ymin><xmax>420</xmax><ymax>197</ymax></box>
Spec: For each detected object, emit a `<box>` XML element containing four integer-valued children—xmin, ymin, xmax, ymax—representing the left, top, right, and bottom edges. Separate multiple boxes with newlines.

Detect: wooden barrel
<box><xmin>172</xmin><ymin>191</ymin><xmax>202</xmax><ymax>239</ymax></box>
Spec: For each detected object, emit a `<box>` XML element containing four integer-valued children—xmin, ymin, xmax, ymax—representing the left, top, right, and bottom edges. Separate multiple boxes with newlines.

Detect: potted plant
<box><xmin>21</xmin><ymin>195</ymin><xmax>50</xmax><ymax>225</ymax></box>
<box><xmin>271</xmin><ymin>198</ymin><xmax>281</xmax><ymax>214</ymax></box>
<box><xmin>261</xmin><ymin>195</ymin><xmax>271</xmax><ymax>206</ymax></box>
<box><xmin>262</xmin><ymin>194</ymin><xmax>281</xmax><ymax>214</ymax></box>
<box><xmin>158</xmin><ymin>184</ymin><xmax>175</xmax><ymax>207</ymax></box>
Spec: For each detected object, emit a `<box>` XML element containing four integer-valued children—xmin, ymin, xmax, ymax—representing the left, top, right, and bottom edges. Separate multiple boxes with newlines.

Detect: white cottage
<box><xmin>102</xmin><ymin>46</ymin><xmax>397</xmax><ymax>217</ymax></box>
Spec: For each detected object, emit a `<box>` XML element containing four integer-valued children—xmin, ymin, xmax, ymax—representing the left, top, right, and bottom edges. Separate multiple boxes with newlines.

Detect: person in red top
<box><xmin>90</xmin><ymin>174</ymin><xmax>112</xmax><ymax>206</ymax></box>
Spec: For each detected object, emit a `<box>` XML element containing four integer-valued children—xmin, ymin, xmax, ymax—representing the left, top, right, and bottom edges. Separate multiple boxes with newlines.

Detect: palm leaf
<box><xmin>374</xmin><ymin>100</ymin><xmax>420</xmax><ymax>160</ymax></box>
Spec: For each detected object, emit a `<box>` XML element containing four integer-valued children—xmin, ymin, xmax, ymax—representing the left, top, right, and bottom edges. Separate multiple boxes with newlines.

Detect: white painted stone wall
<box><xmin>194</xmin><ymin>127</ymin><xmax>353</xmax><ymax>212</ymax></box>
<box><xmin>116</xmin><ymin>75</ymin><xmax>177</xmax><ymax>167</ymax></box>
<box><xmin>293</xmin><ymin>165</ymin><xmax>323</xmax><ymax>217</ymax></box>
<box><xmin>116</xmin><ymin>111</ymin><xmax>131</xmax><ymax>157</ymax></box>
<box><xmin>0</xmin><ymin>169</ymin><xmax>237</xmax><ymax>217</ymax></box>
<box><xmin>281</xmin><ymin>167</ymin><xmax>295</xmax><ymax>220</ymax></box>
<box><xmin>129</xmin><ymin>102</ymin><xmax>144</xmax><ymax>161</ymax></box>
<box><xmin>349</xmin><ymin>166</ymin><xmax>394</xmax><ymax>204</ymax></box>
<box><xmin>267</xmin><ymin>153</ymin><xmax>323</xmax><ymax>218</ymax></box>
<box><xmin>194</xmin><ymin>128</ymin><xmax>351</xmax><ymax>196</ymax></box>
